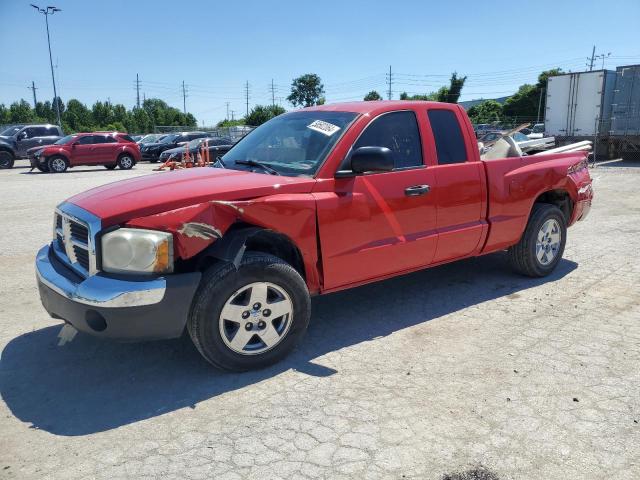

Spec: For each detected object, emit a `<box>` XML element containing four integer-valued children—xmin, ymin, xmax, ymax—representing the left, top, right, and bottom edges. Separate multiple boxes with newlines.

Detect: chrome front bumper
<box><xmin>35</xmin><ymin>244</ymin><xmax>201</xmax><ymax>341</ymax></box>
<box><xmin>36</xmin><ymin>245</ymin><xmax>166</xmax><ymax>308</ymax></box>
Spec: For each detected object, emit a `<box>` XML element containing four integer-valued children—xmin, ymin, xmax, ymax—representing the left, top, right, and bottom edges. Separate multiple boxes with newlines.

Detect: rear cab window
<box><xmin>427</xmin><ymin>109</ymin><xmax>468</xmax><ymax>165</ymax></box>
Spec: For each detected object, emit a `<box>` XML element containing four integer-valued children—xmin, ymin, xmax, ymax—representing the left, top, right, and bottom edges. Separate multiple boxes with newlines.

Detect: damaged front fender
<box><xmin>125</xmin><ymin>200</ymin><xmax>244</xmax><ymax>260</ymax></box>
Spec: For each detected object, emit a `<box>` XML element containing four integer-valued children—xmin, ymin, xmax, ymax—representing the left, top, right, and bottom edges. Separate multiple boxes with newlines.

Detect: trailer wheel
<box><xmin>508</xmin><ymin>203</ymin><xmax>567</xmax><ymax>277</ymax></box>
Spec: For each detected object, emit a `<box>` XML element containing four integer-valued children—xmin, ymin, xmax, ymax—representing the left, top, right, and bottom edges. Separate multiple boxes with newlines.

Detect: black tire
<box><xmin>0</xmin><ymin>150</ymin><xmax>14</xmax><ymax>169</ymax></box>
<box><xmin>149</xmin><ymin>158</ymin><xmax>159</xmax><ymax>163</ymax></box>
<box><xmin>117</xmin><ymin>154</ymin><xmax>134</xmax><ymax>170</ymax></box>
<box><xmin>508</xmin><ymin>203</ymin><xmax>567</xmax><ymax>277</ymax></box>
<box><xmin>188</xmin><ymin>252</ymin><xmax>311</xmax><ymax>371</ymax></box>
<box><xmin>104</xmin><ymin>164</ymin><xmax>117</xmax><ymax>170</ymax></box>
<box><xmin>47</xmin><ymin>156</ymin><xmax>68</xmax><ymax>173</ymax></box>
<box><xmin>36</xmin><ymin>164</ymin><xmax>50</xmax><ymax>173</ymax></box>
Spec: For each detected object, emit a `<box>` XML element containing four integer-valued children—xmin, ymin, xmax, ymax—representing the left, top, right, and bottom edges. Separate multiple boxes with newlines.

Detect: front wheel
<box><xmin>508</xmin><ymin>203</ymin><xmax>567</xmax><ymax>277</ymax></box>
<box><xmin>188</xmin><ymin>252</ymin><xmax>311</xmax><ymax>371</ymax></box>
<box><xmin>47</xmin><ymin>156</ymin><xmax>68</xmax><ymax>173</ymax></box>
<box><xmin>0</xmin><ymin>150</ymin><xmax>14</xmax><ymax>169</ymax></box>
<box><xmin>117</xmin><ymin>154</ymin><xmax>134</xmax><ymax>170</ymax></box>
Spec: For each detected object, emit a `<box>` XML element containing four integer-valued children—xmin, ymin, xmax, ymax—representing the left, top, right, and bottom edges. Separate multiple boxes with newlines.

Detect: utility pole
<box><xmin>595</xmin><ymin>52</ymin><xmax>612</xmax><ymax>70</ymax></box>
<box><xmin>270</xmin><ymin>79</ymin><xmax>275</xmax><ymax>106</ymax></box>
<box><xmin>29</xmin><ymin>81</ymin><xmax>38</xmax><ymax>108</ymax></box>
<box><xmin>31</xmin><ymin>4</ymin><xmax>62</xmax><ymax>126</ymax></box>
<box><xmin>226</xmin><ymin>102</ymin><xmax>230</xmax><ymax>120</ymax></box>
<box><xmin>588</xmin><ymin>45</ymin><xmax>596</xmax><ymax>71</ymax></box>
<box><xmin>136</xmin><ymin>73</ymin><xmax>140</xmax><ymax>108</ymax></box>
<box><xmin>244</xmin><ymin>81</ymin><xmax>250</xmax><ymax>117</ymax></box>
<box><xmin>181</xmin><ymin>81</ymin><xmax>187</xmax><ymax>114</ymax></box>
<box><xmin>230</xmin><ymin>110</ymin><xmax>236</xmax><ymax>121</ymax></box>
<box><xmin>387</xmin><ymin>65</ymin><xmax>393</xmax><ymax>100</ymax></box>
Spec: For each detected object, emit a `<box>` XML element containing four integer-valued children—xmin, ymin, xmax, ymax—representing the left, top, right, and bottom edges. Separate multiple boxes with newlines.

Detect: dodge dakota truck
<box><xmin>36</xmin><ymin>101</ymin><xmax>593</xmax><ymax>371</ymax></box>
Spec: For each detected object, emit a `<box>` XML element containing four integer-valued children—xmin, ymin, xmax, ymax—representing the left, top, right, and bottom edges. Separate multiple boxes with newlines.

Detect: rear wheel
<box><xmin>188</xmin><ymin>252</ymin><xmax>311</xmax><ymax>371</ymax></box>
<box><xmin>0</xmin><ymin>150</ymin><xmax>14</xmax><ymax>169</ymax></box>
<box><xmin>117</xmin><ymin>154</ymin><xmax>134</xmax><ymax>170</ymax></box>
<box><xmin>508</xmin><ymin>203</ymin><xmax>567</xmax><ymax>277</ymax></box>
<box><xmin>47</xmin><ymin>156</ymin><xmax>68</xmax><ymax>173</ymax></box>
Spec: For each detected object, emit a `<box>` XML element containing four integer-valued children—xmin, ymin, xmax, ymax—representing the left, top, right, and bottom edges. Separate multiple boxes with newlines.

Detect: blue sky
<box><xmin>1</xmin><ymin>0</ymin><xmax>639</xmax><ymax>126</ymax></box>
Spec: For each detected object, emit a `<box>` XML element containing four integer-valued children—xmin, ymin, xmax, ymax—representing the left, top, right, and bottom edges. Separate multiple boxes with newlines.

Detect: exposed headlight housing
<box><xmin>101</xmin><ymin>228</ymin><xmax>173</xmax><ymax>274</ymax></box>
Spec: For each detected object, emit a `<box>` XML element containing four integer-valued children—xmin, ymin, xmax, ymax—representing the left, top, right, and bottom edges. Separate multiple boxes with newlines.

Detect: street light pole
<box><xmin>31</xmin><ymin>4</ymin><xmax>62</xmax><ymax>127</ymax></box>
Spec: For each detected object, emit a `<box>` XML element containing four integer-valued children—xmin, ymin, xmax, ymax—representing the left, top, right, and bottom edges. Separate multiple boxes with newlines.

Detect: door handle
<box><xmin>404</xmin><ymin>184</ymin><xmax>431</xmax><ymax>196</ymax></box>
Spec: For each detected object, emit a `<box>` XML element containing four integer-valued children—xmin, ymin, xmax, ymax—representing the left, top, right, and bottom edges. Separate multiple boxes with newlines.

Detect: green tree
<box><xmin>244</xmin><ymin>104</ymin><xmax>286</xmax><ymax>126</ymax></box>
<box><xmin>63</xmin><ymin>99</ymin><xmax>94</xmax><ymax>132</ymax></box>
<box><xmin>8</xmin><ymin>100</ymin><xmax>35</xmax><ymax>123</ymax></box>
<box><xmin>467</xmin><ymin>100</ymin><xmax>504</xmax><ymax>124</ymax></box>
<box><xmin>400</xmin><ymin>72</ymin><xmax>466</xmax><ymax>103</ymax></box>
<box><xmin>444</xmin><ymin>72</ymin><xmax>467</xmax><ymax>103</ymax></box>
<box><xmin>364</xmin><ymin>90</ymin><xmax>382</xmax><ymax>101</ymax></box>
<box><xmin>287</xmin><ymin>74</ymin><xmax>325</xmax><ymax>107</ymax></box>
<box><xmin>35</xmin><ymin>101</ymin><xmax>55</xmax><ymax>123</ymax></box>
<box><xmin>0</xmin><ymin>104</ymin><xmax>9</xmax><ymax>124</ymax></box>
<box><xmin>216</xmin><ymin>118</ymin><xmax>245</xmax><ymax>128</ymax></box>
<box><xmin>502</xmin><ymin>68</ymin><xmax>563</xmax><ymax>120</ymax></box>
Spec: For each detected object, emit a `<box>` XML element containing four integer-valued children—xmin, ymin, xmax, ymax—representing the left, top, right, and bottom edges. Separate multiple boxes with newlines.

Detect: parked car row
<box><xmin>0</xmin><ymin>123</ymin><xmax>241</xmax><ymax>172</ymax></box>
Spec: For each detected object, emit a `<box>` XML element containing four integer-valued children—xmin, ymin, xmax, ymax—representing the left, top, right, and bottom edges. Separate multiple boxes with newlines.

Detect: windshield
<box><xmin>54</xmin><ymin>134</ymin><xmax>77</xmax><ymax>145</ymax></box>
<box><xmin>1</xmin><ymin>126</ymin><xmax>21</xmax><ymax>136</ymax></box>
<box><xmin>159</xmin><ymin>134</ymin><xmax>179</xmax><ymax>144</ymax></box>
<box><xmin>222</xmin><ymin>111</ymin><xmax>358</xmax><ymax>176</ymax></box>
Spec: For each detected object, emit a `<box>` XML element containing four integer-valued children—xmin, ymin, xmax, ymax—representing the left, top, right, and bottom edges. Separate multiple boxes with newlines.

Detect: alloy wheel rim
<box><xmin>218</xmin><ymin>282</ymin><xmax>293</xmax><ymax>355</ymax></box>
<box><xmin>536</xmin><ymin>218</ymin><xmax>561</xmax><ymax>266</ymax></box>
<box><xmin>121</xmin><ymin>156</ymin><xmax>132</xmax><ymax>168</ymax></box>
<box><xmin>52</xmin><ymin>158</ymin><xmax>65</xmax><ymax>171</ymax></box>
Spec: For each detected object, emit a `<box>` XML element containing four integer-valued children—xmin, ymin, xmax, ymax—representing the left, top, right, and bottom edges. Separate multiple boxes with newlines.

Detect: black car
<box><xmin>139</xmin><ymin>131</ymin><xmax>210</xmax><ymax>162</ymax></box>
<box><xmin>158</xmin><ymin>137</ymin><xmax>235</xmax><ymax>163</ymax></box>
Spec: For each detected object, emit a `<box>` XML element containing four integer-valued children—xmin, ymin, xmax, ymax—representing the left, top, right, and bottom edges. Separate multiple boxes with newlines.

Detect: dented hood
<box><xmin>67</xmin><ymin>167</ymin><xmax>316</xmax><ymax>226</ymax></box>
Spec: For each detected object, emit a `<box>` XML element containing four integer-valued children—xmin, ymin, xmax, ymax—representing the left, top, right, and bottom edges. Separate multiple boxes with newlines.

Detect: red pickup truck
<box><xmin>36</xmin><ymin>101</ymin><xmax>593</xmax><ymax>371</ymax></box>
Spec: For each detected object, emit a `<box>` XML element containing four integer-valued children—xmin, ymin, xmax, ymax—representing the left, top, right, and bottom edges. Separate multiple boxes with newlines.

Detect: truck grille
<box><xmin>53</xmin><ymin>210</ymin><xmax>94</xmax><ymax>276</ymax></box>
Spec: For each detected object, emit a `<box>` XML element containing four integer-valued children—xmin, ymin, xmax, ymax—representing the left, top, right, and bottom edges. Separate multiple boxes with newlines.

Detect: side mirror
<box><xmin>18</xmin><ymin>132</ymin><xmax>28</xmax><ymax>141</ymax></box>
<box><xmin>71</xmin><ymin>142</ymin><xmax>78</xmax><ymax>148</ymax></box>
<box><xmin>350</xmin><ymin>146</ymin><xmax>394</xmax><ymax>174</ymax></box>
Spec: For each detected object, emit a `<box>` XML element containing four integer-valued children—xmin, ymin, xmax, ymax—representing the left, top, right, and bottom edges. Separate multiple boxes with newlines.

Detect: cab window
<box><xmin>427</xmin><ymin>109</ymin><xmax>467</xmax><ymax>164</ymax></box>
<box><xmin>354</xmin><ymin>111</ymin><xmax>423</xmax><ymax>169</ymax></box>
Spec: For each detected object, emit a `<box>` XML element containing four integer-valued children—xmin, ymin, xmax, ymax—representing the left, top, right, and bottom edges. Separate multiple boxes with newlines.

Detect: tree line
<box><xmin>1</xmin><ymin>68</ymin><xmax>563</xmax><ymax>132</ymax></box>
<box><xmin>466</xmin><ymin>69</ymin><xmax>562</xmax><ymax>124</ymax></box>
<box><xmin>0</xmin><ymin>97</ymin><xmax>197</xmax><ymax>133</ymax></box>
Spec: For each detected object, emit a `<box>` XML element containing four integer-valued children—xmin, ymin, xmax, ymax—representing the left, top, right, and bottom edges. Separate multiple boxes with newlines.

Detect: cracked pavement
<box><xmin>0</xmin><ymin>159</ymin><xmax>639</xmax><ymax>479</ymax></box>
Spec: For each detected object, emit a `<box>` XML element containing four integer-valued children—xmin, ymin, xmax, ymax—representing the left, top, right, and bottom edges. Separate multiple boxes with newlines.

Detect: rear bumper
<box><xmin>36</xmin><ymin>244</ymin><xmax>201</xmax><ymax>341</ymax></box>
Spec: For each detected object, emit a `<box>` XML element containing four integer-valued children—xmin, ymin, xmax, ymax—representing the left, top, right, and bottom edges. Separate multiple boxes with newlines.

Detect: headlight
<box><xmin>101</xmin><ymin>228</ymin><xmax>173</xmax><ymax>274</ymax></box>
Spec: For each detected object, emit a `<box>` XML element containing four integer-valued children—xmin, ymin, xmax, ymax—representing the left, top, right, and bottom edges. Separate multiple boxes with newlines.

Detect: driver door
<box><xmin>316</xmin><ymin>110</ymin><xmax>438</xmax><ymax>290</ymax></box>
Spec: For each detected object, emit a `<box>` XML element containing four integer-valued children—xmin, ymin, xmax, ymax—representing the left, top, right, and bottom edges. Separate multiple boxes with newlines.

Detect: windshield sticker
<box><xmin>307</xmin><ymin>120</ymin><xmax>341</xmax><ymax>136</ymax></box>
